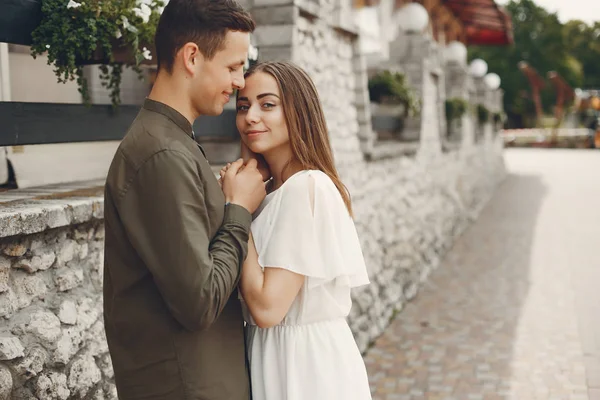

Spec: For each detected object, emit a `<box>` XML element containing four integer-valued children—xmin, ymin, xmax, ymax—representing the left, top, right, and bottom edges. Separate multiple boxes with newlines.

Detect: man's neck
<box><xmin>148</xmin><ymin>76</ymin><xmax>197</xmax><ymax>125</ymax></box>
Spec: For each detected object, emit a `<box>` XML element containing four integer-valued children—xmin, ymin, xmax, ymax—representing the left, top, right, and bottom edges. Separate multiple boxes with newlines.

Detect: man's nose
<box><xmin>233</xmin><ymin>71</ymin><xmax>245</xmax><ymax>90</ymax></box>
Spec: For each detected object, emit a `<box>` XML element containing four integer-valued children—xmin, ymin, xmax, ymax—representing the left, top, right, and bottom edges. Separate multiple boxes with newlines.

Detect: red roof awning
<box><xmin>442</xmin><ymin>0</ymin><xmax>513</xmax><ymax>45</ymax></box>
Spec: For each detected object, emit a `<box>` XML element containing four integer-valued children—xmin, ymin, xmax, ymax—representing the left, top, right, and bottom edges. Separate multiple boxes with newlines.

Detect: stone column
<box><xmin>444</xmin><ymin>63</ymin><xmax>469</xmax><ymax>144</ymax></box>
<box><xmin>386</xmin><ymin>32</ymin><xmax>444</xmax><ymax>152</ymax></box>
<box><xmin>472</xmin><ymin>76</ymin><xmax>490</xmax><ymax>143</ymax></box>
<box><xmin>251</xmin><ymin>0</ymin><xmax>296</xmax><ymax>62</ymax></box>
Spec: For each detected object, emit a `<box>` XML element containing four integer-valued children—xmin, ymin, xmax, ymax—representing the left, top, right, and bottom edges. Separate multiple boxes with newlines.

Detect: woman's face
<box><xmin>236</xmin><ymin>71</ymin><xmax>290</xmax><ymax>156</ymax></box>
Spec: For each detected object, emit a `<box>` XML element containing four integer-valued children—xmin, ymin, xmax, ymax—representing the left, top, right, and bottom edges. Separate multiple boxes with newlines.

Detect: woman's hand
<box><xmin>241</xmin><ymin>141</ymin><xmax>271</xmax><ymax>182</ymax></box>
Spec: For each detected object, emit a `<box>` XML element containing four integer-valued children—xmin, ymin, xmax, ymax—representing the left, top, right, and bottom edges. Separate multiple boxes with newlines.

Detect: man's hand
<box><xmin>221</xmin><ymin>158</ymin><xmax>266</xmax><ymax>214</ymax></box>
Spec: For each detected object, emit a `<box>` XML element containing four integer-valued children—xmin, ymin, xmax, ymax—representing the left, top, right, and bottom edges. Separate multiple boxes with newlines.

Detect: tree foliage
<box><xmin>468</xmin><ymin>0</ymin><xmax>599</xmax><ymax>128</ymax></box>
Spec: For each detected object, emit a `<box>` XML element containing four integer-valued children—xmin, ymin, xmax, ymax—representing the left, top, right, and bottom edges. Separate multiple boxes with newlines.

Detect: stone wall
<box><xmin>0</xmin><ymin>188</ymin><xmax>113</xmax><ymax>399</ymax></box>
<box><xmin>248</xmin><ymin>0</ymin><xmax>506</xmax><ymax>351</ymax></box>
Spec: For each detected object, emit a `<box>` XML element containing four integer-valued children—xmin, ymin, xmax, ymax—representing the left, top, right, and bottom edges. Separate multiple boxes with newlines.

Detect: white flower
<box><xmin>157</xmin><ymin>0</ymin><xmax>169</xmax><ymax>14</ymax></box>
<box><xmin>45</xmin><ymin>44</ymin><xmax>51</xmax><ymax>49</ymax></box>
<box><xmin>248</xmin><ymin>44</ymin><xmax>258</xmax><ymax>61</ymax></box>
<box><xmin>120</xmin><ymin>16</ymin><xmax>138</xmax><ymax>33</ymax></box>
<box><xmin>133</xmin><ymin>3</ymin><xmax>152</xmax><ymax>24</ymax></box>
<box><xmin>66</xmin><ymin>0</ymin><xmax>82</xmax><ymax>9</ymax></box>
<box><xmin>142</xmin><ymin>47</ymin><xmax>152</xmax><ymax>60</ymax></box>
<box><xmin>115</xmin><ymin>29</ymin><xmax>122</xmax><ymax>39</ymax></box>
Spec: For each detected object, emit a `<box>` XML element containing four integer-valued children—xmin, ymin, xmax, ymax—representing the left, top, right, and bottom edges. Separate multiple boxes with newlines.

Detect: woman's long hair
<box><xmin>243</xmin><ymin>61</ymin><xmax>353</xmax><ymax>217</ymax></box>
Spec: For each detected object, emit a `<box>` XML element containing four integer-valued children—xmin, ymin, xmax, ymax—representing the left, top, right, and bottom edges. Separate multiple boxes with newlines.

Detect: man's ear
<box><xmin>179</xmin><ymin>42</ymin><xmax>203</xmax><ymax>75</ymax></box>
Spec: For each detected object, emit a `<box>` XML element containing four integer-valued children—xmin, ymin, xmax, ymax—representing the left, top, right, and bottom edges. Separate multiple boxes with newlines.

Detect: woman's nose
<box><xmin>246</xmin><ymin>106</ymin><xmax>260</xmax><ymax>124</ymax></box>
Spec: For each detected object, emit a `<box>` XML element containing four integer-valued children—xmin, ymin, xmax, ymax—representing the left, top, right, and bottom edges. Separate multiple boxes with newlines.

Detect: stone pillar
<box><xmin>352</xmin><ymin>43</ymin><xmax>376</xmax><ymax>155</ymax></box>
<box><xmin>385</xmin><ymin>32</ymin><xmax>445</xmax><ymax>152</ymax></box>
<box><xmin>250</xmin><ymin>0</ymin><xmax>296</xmax><ymax>62</ymax></box>
<box><xmin>472</xmin><ymin>76</ymin><xmax>489</xmax><ymax>143</ymax></box>
<box><xmin>444</xmin><ymin>63</ymin><xmax>469</xmax><ymax>144</ymax></box>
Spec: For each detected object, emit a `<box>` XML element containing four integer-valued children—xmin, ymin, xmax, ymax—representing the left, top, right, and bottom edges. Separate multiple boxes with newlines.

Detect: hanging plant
<box><xmin>493</xmin><ymin>111</ymin><xmax>506</xmax><ymax>125</ymax></box>
<box><xmin>30</xmin><ymin>0</ymin><xmax>167</xmax><ymax>106</ymax></box>
<box><xmin>445</xmin><ymin>98</ymin><xmax>468</xmax><ymax>123</ymax></box>
<box><xmin>368</xmin><ymin>70</ymin><xmax>421</xmax><ymax>117</ymax></box>
<box><xmin>476</xmin><ymin>104</ymin><xmax>490</xmax><ymax>125</ymax></box>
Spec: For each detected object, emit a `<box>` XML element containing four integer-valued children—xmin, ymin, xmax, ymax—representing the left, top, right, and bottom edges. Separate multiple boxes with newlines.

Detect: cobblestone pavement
<box><xmin>364</xmin><ymin>149</ymin><xmax>600</xmax><ymax>400</ymax></box>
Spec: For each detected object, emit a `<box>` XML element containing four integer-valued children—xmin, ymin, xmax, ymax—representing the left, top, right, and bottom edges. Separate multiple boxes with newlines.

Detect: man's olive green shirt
<box><xmin>103</xmin><ymin>99</ymin><xmax>251</xmax><ymax>399</ymax></box>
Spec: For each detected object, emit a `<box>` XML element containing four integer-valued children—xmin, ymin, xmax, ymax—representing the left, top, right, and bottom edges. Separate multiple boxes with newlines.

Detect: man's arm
<box><xmin>119</xmin><ymin>149</ymin><xmax>251</xmax><ymax>331</ymax></box>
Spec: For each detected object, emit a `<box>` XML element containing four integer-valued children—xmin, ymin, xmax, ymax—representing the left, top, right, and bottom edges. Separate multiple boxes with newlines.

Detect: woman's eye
<box><xmin>262</xmin><ymin>103</ymin><xmax>275</xmax><ymax>109</ymax></box>
<box><xmin>237</xmin><ymin>105</ymin><xmax>249</xmax><ymax>112</ymax></box>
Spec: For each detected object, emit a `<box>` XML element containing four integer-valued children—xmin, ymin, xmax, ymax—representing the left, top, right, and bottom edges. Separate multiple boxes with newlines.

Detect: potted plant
<box><xmin>492</xmin><ymin>111</ymin><xmax>506</xmax><ymax>130</ymax></box>
<box><xmin>29</xmin><ymin>0</ymin><xmax>167</xmax><ymax>106</ymax></box>
<box><xmin>368</xmin><ymin>70</ymin><xmax>420</xmax><ymax>140</ymax></box>
<box><xmin>476</xmin><ymin>104</ymin><xmax>490</xmax><ymax>125</ymax></box>
<box><xmin>444</xmin><ymin>98</ymin><xmax>468</xmax><ymax>139</ymax></box>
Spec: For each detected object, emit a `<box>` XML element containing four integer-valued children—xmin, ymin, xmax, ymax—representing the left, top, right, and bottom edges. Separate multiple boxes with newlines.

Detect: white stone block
<box><xmin>24</xmin><ymin>311</ymin><xmax>62</xmax><ymax>344</ymax></box>
<box><xmin>13</xmin><ymin>272</ymin><xmax>49</xmax><ymax>310</ymax></box>
<box><xmin>34</xmin><ymin>372</ymin><xmax>70</xmax><ymax>400</ymax></box>
<box><xmin>253</xmin><ymin>25</ymin><xmax>294</xmax><ymax>47</ymax></box>
<box><xmin>0</xmin><ymin>365</ymin><xmax>12</xmax><ymax>400</ymax></box>
<box><xmin>56</xmin><ymin>240</ymin><xmax>76</xmax><ymax>265</ymax></box>
<box><xmin>0</xmin><ymin>257</ymin><xmax>9</xmax><ymax>293</ymax></box>
<box><xmin>58</xmin><ymin>301</ymin><xmax>78</xmax><ymax>325</ymax></box>
<box><xmin>67</xmin><ymin>353</ymin><xmax>101</xmax><ymax>398</ymax></box>
<box><xmin>0</xmin><ymin>335</ymin><xmax>25</xmax><ymax>360</ymax></box>
<box><xmin>14</xmin><ymin>252</ymin><xmax>56</xmax><ymax>273</ymax></box>
<box><xmin>54</xmin><ymin>268</ymin><xmax>84</xmax><ymax>292</ymax></box>
<box><xmin>53</xmin><ymin>329</ymin><xmax>83</xmax><ymax>366</ymax></box>
<box><xmin>2</xmin><ymin>243</ymin><xmax>27</xmax><ymax>257</ymax></box>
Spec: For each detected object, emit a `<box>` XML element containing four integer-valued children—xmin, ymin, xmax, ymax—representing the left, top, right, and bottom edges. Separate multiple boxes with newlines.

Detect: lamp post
<box><xmin>469</xmin><ymin>59</ymin><xmax>488</xmax><ymax>78</ymax></box>
<box><xmin>484</xmin><ymin>73</ymin><xmax>501</xmax><ymax>90</ymax></box>
<box><xmin>397</xmin><ymin>3</ymin><xmax>429</xmax><ymax>34</ymax></box>
<box><xmin>445</xmin><ymin>41</ymin><xmax>467</xmax><ymax>66</ymax></box>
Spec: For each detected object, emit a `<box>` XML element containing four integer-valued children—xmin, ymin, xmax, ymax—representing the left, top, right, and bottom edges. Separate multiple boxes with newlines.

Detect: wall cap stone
<box><xmin>0</xmin><ymin>181</ymin><xmax>104</xmax><ymax>239</ymax></box>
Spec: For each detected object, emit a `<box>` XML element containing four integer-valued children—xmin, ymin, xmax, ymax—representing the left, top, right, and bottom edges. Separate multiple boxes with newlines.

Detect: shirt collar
<box><xmin>143</xmin><ymin>98</ymin><xmax>195</xmax><ymax>140</ymax></box>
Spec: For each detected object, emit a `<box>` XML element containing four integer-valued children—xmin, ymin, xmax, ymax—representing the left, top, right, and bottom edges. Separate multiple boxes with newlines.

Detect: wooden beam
<box><xmin>0</xmin><ymin>0</ymin><xmax>42</xmax><ymax>46</ymax></box>
<box><xmin>0</xmin><ymin>102</ymin><xmax>238</xmax><ymax>146</ymax></box>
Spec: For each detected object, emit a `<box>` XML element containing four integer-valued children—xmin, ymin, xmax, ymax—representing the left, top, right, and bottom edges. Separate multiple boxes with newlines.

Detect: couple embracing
<box><xmin>103</xmin><ymin>0</ymin><xmax>372</xmax><ymax>399</ymax></box>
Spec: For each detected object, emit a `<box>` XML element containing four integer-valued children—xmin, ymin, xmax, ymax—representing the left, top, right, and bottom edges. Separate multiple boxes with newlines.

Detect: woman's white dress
<box><xmin>241</xmin><ymin>170</ymin><xmax>372</xmax><ymax>400</ymax></box>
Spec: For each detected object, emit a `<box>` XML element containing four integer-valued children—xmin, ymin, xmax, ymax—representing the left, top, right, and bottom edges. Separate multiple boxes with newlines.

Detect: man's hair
<box><xmin>155</xmin><ymin>0</ymin><xmax>255</xmax><ymax>73</ymax></box>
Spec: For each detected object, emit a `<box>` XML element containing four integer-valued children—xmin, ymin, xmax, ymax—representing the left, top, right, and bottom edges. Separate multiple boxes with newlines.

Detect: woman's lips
<box><xmin>246</xmin><ymin>130</ymin><xmax>266</xmax><ymax>138</ymax></box>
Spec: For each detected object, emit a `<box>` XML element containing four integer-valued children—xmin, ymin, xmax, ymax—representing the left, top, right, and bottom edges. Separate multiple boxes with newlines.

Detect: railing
<box><xmin>0</xmin><ymin>102</ymin><xmax>238</xmax><ymax>146</ymax></box>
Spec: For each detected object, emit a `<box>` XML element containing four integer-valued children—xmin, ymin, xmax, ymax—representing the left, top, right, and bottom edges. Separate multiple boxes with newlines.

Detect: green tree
<box><xmin>468</xmin><ymin>0</ymin><xmax>584</xmax><ymax>127</ymax></box>
<box><xmin>563</xmin><ymin>20</ymin><xmax>600</xmax><ymax>89</ymax></box>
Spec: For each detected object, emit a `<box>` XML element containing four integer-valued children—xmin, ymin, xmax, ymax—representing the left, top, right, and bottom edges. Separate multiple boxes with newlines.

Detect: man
<box><xmin>103</xmin><ymin>0</ymin><xmax>265</xmax><ymax>398</ymax></box>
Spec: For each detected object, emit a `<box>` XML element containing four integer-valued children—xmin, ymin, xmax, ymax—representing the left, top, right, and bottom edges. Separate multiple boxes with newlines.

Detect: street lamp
<box><xmin>484</xmin><ymin>73</ymin><xmax>501</xmax><ymax>90</ymax></box>
<box><xmin>445</xmin><ymin>41</ymin><xmax>467</xmax><ymax>65</ymax></box>
<box><xmin>397</xmin><ymin>3</ymin><xmax>429</xmax><ymax>34</ymax></box>
<box><xmin>469</xmin><ymin>59</ymin><xmax>488</xmax><ymax>78</ymax></box>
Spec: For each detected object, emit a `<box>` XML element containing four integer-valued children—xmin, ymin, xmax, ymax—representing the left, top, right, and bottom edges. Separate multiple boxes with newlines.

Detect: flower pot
<box><xmin>77</xmin><ymin>39</ymin><xmax>155</xmax><ymax>66</ymax></box>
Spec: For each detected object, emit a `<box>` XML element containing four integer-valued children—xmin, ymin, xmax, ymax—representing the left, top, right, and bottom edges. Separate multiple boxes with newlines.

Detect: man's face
<box><xmin>192</xmin><ymin>30</ymin><xmax>249</xmax><ymax>116</ymax></box>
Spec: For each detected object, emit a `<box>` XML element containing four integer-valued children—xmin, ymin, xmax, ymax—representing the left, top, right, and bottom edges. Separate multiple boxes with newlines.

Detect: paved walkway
<box><xmin>364</xmin><ymin>149</ymin><xmax>600</xmax><ymax>400</ymax></box>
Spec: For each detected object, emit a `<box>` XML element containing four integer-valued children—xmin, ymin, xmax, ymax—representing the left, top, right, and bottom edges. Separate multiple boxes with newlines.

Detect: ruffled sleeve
<box><xmin>254</xmin><ymin>170</ymin><xmax>370</xmax><ymax>290</ymax></box>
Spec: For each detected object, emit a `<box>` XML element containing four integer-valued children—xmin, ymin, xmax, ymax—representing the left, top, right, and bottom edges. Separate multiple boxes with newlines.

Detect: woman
<box><xmin>222</xmin><ymin>61</ymin><xmax>372</xmax><ymax>400</ymax></box>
